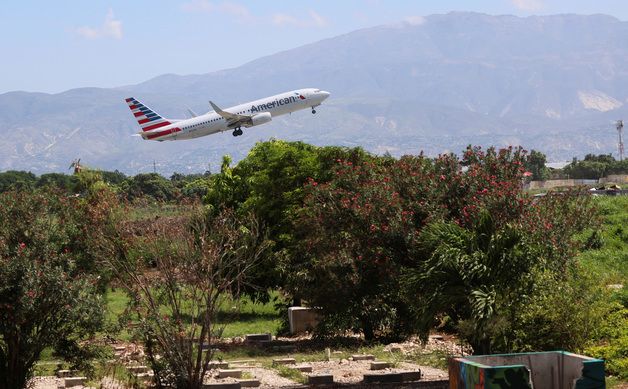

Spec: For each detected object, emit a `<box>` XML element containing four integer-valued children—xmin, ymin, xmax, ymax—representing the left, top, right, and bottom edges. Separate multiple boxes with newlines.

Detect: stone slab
<box><xmin>202</xmin><ymin>383</ymin><xmax>241</xmax><ymax>389</ymax></box>
<box><xmin>244</xmin><ymin>333</ymin><xmax>272</xmax><ymax>342</ymax></box>
<box><xmin>370</xmin><ymin>361</ymin><xmax>391</xmax><ymax>370</ymax></box>
<box><xmin>127</xmin><ymin>365</ymin><xmax>149</xmax><ymax>373</ymax></box>
<box><xmin>363</xmin><ymin>373</ymin><xmax>403</xmax><ymax>383</ymax></box>
<box><xmin>272</xmin><ymin>358</ymin><xmax>296</xmax><ymax>366</ymax></box>
<box><xmin>400</xmin><ymin>370</ymin><xmax>422</xmax><ymax>382</ymax></box>
<box><xmin>56</xmin><ymin>370</ymin><xmax>75</xmax><ymax>378</ymax></box>
<box><xmin>208</xmin><ymin>362</ymin><xmax>230</xmax><ymax>369</ymax></box>
<box><xmin>64</xmin><ymin>377</ymin><xmax>87</xmax><ymax>387</ymax></box>
<box><xmin>288</xmin><ymin>307</ymin><xmax>321</xmax><ymax>334</ymax></box>
<box><xmin>292</xmin><ymin>365</ymin><xmax>313</xmax><ymax>372</ymax></box>
<box><xmin>218</xmin><ymin>369</ymin><xmax>243</xmax><ymax>378</ymax></box>
<box><xmin>351</xmin><ymin>354</ymin><xmax>375</xmax><ymax>361</ymax></box>
<box><xmin>307</xmin><ymin>374</ymin><xmax>334</xmax><ymax>385</ymax></box>
<box><xmin>238</xmin><ymin>379</ymin><xmax>261</xmax><ymax>387</ymax></box>
<box><xmin>134</xmin><ymin>372</ymin><xmax>154</xmax><ymax>380</ymax></box>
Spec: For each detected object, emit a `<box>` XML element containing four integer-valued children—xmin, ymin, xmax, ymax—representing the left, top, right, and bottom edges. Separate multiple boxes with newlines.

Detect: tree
<box><xmin>525</xmin><ymin>150</ymin><xmax>549</xmax><ymax>181</ymax></box>
<box><xmin>204</xmin><ymin>141</ymin><xmax>373</xmax><ymax>298</ymax></box>
<box><xmin>402</xmin><ymin>212</ymin><xmax>537</xmax><ymax>354</ymax></box>
<box><xmin>122</xmin><ymin>173</ymin><xmax>177</xmax><ymax>201</ymax></box>
<box><xmin>36</xmin><ymin>172</ymin><xmax>75</xmax><ymax>192</ymax></box>
<box><xmin>289</xmin><ymin>146</ymin><xmax>594</xmax><ymax>342</ymax></box>
<box><xmin>0</xmin><ymin>188</ymin><xmax>117</xmax><ymax>389</ymax></box>
<box><xmin>109</xmin><ymin>207</ymin><xmax>270</xmax><ymax>389</ymax></box>
<box><xmin>0</xmin><ymin>171</ymin><xmax>36</xmax><ymax>193</ymax></box>
<box><xmin>101</xmin><ymin>170</ymin><xmax>127</xmax><ymax>186</ymax></box>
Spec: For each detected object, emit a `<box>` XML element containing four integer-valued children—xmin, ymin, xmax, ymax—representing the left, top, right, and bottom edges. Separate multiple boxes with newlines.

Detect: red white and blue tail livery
<box><xmin>125</xmin><ymin>88</ymin><xmax>330</xmax><ymax>141</ymax></box>
<box><xmin>125</xmin><ymin>97</ymin><xmax>174</xmax><ymax>132</ymax></box>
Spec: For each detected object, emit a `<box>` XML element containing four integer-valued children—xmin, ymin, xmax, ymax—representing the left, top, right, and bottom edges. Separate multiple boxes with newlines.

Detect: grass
<box><xmin>272</xmin><ymin>364</ymin><xmax>306</xmax><ymax>384</ymax></box>
<box><xmin>126</xmin><ymin>202</ymin><xmax>193</xmax><ymax>221</ymax></box>
<box><xmin>102</xmin><ymin>288</ymin><xmax>284</xmax><ymax>342</ymax></box>
<box><xmin>578</xmin><ymin>196</ymin><xmax>628</xmax><ymax>283</ymax></box>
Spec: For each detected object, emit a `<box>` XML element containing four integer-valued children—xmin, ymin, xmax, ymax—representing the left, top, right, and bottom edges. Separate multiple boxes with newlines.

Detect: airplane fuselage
<box><xmin>135</xmin><ymin>88</ymin><xmax>330</xmax><ymax>141</ymax></box>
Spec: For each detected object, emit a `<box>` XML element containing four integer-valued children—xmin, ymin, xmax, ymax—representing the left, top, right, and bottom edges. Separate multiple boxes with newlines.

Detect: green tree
<box><xmin>204</xmin><ymin>141</ymin><xmax>373</xmax><ymax>297</ymax></box>
<box><xmin>101</xmin><ymin>170</ymin><xmax>127</xmax><ymax>186</ymax></box>
<box><xmin>123</xmin><ymin>173</ymin><xmax>177</xmax><ymax>201</ymax></box>
<box><xmin>0</xmin><ymin>171</ymin><xmax>36</xmax><ymax>193</ymax></box>
<box><xmin>525</xmin><ymin>149</ymin><xmax>549</xmax><ymax>181</ymax></box>
<box><xmin>0</xmin><ymin>188</ymin><xmax>117</xmax><ymax>389</ymax></box>
<box><xmin>36</xmin><ymin>172</ymin><xmax>75</xmax><ymax>191</ymax></box>
<box><xmin>403</xmin><ymin>212</ymin><xmax>537</xmax><ymax>354</ymax></box>
<box><xmin>290</xmin><ymin>146</ymin><xmax>594</xmax><ymax>342</ymax></box>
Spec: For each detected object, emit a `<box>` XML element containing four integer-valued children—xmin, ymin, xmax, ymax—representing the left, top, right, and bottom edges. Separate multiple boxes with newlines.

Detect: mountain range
<box><xmin>1</xmin><ymin>12</ymin><xmax>627</xmax><ymax>174</ymax></box>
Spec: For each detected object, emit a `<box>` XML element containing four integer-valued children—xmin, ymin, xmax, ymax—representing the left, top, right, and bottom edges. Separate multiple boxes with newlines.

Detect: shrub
<box><xmin>0</xmin><ymin>188</ymin><xmax>116</xmax><ymax>389</ymax></box>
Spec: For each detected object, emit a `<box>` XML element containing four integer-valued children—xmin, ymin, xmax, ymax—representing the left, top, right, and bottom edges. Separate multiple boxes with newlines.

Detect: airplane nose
<box><xmin>319</xmin><ymin>90</ymin><xmax>330</xmax><ymax>100</ymax></box>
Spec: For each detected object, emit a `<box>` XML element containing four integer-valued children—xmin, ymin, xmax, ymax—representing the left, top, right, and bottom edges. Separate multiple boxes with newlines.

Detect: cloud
<box><xmin>272</xmin><ymin>10</ymin><xmax>328</xmax><ymax>28</ymax></box>
<box><xmin>181</xmin><ymin>0</ymin><xmax>252</xmax><ymax>22</ymax></box>
<box><xmin>511</xmin><ymin>0</ymin><xmax>544</xmax><ymax>12</ymax></box>
<box><xmin>76</xmin><ymin>9</ymin><xmax>123</xmax><ymax>39</ymax></box>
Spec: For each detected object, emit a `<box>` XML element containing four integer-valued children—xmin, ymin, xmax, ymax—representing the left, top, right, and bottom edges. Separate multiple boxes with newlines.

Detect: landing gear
<box><xmin>311</xmin><ymin>109</ymin><xmax>317</xmax><ymax>114</ymax></box>
<box><xmin>232</xmin><ymin>127</ymin><xmax>243</xmax><ymax>137</ymax></box>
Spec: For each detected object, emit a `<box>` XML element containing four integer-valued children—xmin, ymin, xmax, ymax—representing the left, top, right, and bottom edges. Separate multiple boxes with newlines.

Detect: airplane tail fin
<box><xmin>125</xmin><ymin>97</ymin><xmax>172</xmax><ymax>132</ymax></box>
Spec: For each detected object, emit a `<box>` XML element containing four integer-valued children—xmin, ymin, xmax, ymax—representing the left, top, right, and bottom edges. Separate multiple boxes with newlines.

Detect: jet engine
<box><xmin>249</xmin><ymin>112</ymin><xmax>272</xmax><ymax>126</ymax></box>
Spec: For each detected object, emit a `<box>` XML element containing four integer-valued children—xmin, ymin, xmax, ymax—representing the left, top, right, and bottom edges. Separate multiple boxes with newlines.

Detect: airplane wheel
<box><xmin>232</xmin><ymin>128</ymin><xmax>243</xmax><ymax>136</ymax></box>
<box><xmin>312</xmin><ymin>109</ymin><xmax>317</xmax><ymax>114</ymax></box>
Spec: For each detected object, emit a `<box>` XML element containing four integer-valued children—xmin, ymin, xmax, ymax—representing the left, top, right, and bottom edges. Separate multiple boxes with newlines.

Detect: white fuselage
<box><xmin>142</xmin><ymin>88</ymin><xmax>330</xmax><ymax>141</ymax></box>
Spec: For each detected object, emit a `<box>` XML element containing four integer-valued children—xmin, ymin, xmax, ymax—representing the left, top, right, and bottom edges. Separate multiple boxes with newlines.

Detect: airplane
<box><xmin>125</xmin><ymin>88</ymin><xmax>330</xmax><ymax>141</ymax></box>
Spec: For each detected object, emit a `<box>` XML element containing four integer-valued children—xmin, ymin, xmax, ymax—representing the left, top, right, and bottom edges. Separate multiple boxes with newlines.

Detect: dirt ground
<box><xmin>31</xmin><ymin>335</ymin><xmax>456</xmax><ymax>388</ymax></box>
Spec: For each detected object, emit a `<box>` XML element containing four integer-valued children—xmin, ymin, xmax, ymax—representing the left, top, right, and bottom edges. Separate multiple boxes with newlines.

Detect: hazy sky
<box><xmin>1</xmin><ymin>0</ymin><xmax>627</xmax><ymax>94</ymax></box>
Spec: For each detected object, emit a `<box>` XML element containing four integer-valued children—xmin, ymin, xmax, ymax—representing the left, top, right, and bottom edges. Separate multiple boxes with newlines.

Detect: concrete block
<box><xmin>288</xmin><ymin>307</ymin><xmax>321</xmax><ymax>334</ymax></box>
<box><xmin>292</xmin><ymin>365</ymin><xmax>313</xmax><ymax>372</ymax></box>
<box><xmin>208</xmin><ymin>361</ymin><xmax>230</xmax><ymax>369</ymax></box>
<box><xmin>56</xmin><ymin>370</ymin><xmax>75</xmax><ymax>378</ymax></box>
<box><xmin>272</xmin><ymin>358</ymin><xmax>296</xmax><ymax>366</ymax></box>
<box><xmin>127</xmin><ymin>365</ymin><xmax>149</xmax><ymax>373</ymax></box>
<box><xmin>351</xmin><ymin>354</ymin><xmax>375</xmax><ymax>361</ymax></box>
<box><xmin>218</xmin><ymin>369</ymin><xmax>242</xmax><ymax>378</ymax></box>
<box><xmin>202</xmin><ymin>383</ymin><xmax>241</xmax><ymax>389</ymax></box>
<box><xmin>244</xmin><ymin>333</ymin><xmax>272</xmax><ymax>342</ymax></box>
<box><xmin>370</xmin><ymin>361</ymin><xmax>391</xmax><ymax>370</ymax></box>
<box><xmin>238</xmin><ymin>379</ymin><xmax>261</xmax><ymax>387</ymax></box>
<box><xmin>307</xmin><ymin>374</ymin><xmax>334</xmax><ymax>385</ymax></box>
<box><xmin>64</xmin><ymin>377</ymin><xmax>86</xmax><ymax>387</ymax></box>
<box><xmin>134</xmin><ymin>372</ymin><xmax>154</xmax><ymax>380</ymax></box>
<box><xmin>400</xmin><ymin>370</ymin><xmax>422</xmax><ymax>381</ymax></box>
<box><xmin>363</xmin><ymin>373</ymin><xmax>403</xmax><ymax>383</ymax></box>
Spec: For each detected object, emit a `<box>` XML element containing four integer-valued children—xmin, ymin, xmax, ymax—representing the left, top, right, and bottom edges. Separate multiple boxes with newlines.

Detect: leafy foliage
<box><xmin>290</xmin><ymin>146</ymin><xmax>595</xmax><ymax>346</ymax></box>
<box><xmin>561</xmin><ymin>154</ymin><xmax>628</xmax><ymax>179</ymax></box>
<box><xmin>203</xmin><ymin>140</ymin><xmax>373</xmax><ymax>298</ymax></box>
<box><xmin>109</xmin><ymin>206</ymin><xmax>270</xmax><ymax>389</ymax></box>
<box><xmin>0</xmin><ymin>188</ymin><xmax>117</xmax><ymax>389</ymax></box>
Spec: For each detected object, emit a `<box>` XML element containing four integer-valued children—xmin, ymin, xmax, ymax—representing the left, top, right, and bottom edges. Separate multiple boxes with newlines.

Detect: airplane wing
<box><xmin>209</xmin><ymin>101</ymin><xmax>251</xmax><ymax>127</ymax></box>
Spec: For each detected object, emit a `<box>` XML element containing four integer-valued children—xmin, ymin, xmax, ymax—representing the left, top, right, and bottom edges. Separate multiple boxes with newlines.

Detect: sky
<box><xmin>1</xmin><ymin>0</ymin><xmax>627</xmax><ymax>94</ymax></box>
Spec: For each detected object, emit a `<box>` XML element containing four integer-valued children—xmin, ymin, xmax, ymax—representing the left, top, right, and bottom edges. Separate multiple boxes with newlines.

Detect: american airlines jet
<box><xmin>125</xmin><ymin>88</ymin><xmax>330</xmax><ymax>141</ymax></box>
